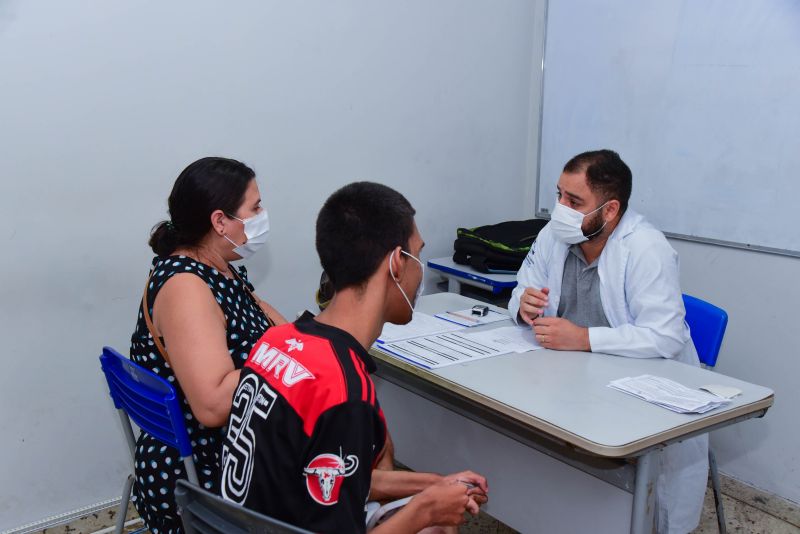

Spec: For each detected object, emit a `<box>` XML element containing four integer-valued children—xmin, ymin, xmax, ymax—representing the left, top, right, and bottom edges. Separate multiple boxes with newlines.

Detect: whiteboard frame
<box><xmin>532</xmin><ymin>0</ymin><xmax>799</xmax><ymax>259</ymax></box>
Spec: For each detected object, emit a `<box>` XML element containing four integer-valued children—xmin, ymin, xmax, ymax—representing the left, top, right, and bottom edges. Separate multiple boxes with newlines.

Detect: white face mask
<box><xmin>549</xmin><ymin>201</ymin><xmax>608</xmax><ymax>244</ymax></box>
<box><xmin>389</xmin><ymin>249</ymin><xmax>425</xmax><ymax>314</ymax></box>
<box><xmin>224</xmin><ymin>210</ymin><xmax>270</xmax><ymax>259</ymax></box>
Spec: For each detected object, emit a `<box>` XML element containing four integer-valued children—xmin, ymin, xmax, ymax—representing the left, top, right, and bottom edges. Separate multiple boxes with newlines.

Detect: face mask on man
<box><xmin>224</xmin><ymin>210</ymin><xmax>270</xmax><ymax>259</ymax></box>
<box><xmin>549</xmin><ymin>201</ymin><xmax>608</xmax><ymax>244</ymax></box>
<box><xmin>389</xmin><ymin>249</ymin><xmax>425</xmax><ymax>314</ymax></box>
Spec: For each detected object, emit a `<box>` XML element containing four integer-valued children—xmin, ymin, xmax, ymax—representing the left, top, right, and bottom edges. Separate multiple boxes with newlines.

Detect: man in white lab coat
<box><xmin>508</xmin><ymin>149</ymin><xmax>708</xmax><ymax>534</ymax></box>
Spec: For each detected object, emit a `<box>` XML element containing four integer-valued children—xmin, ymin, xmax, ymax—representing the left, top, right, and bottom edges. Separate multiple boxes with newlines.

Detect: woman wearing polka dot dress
<box><xmin>129</xmin><ymin>157</ymin><xmax>287</xmax><ymax>533</ymax></box>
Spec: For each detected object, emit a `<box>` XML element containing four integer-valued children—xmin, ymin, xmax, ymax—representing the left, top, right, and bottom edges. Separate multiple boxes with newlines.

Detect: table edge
<box><xmin>371</xmin><ymin>348</ymin><xmax>775</xmax><ymax>458</ymax></box>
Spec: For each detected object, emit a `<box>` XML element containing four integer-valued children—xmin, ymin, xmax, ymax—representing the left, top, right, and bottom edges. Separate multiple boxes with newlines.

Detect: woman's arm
<box><xmin>255</xmin><ymin>296</ymin><xmax>288</xmax><ymax>325</ymax></box>
<box><xmin>153</xmin><ymin>273</ymin><xmax>241</xmax><ymax>427</ymax></box>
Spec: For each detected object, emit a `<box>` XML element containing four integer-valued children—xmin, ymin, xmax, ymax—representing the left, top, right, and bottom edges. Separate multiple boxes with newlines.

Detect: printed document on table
<box><xmin>377</xmin><ymin>312</ymin><xmax>464</xmax><ymax>343</ymax></box>
<box><xmin>376</xmin><ymin>331</ymin><xmax>513</xmax><ymax>369</ymax></box>
<box><xmin>460</xmin><ymin>325</ymin><xmax>542</xmax><ymax>353</ymax></box>
<box><xmin>607</xmin><ymin>375</ymin><xmax>732</xmax><ymax>414</ymax></box>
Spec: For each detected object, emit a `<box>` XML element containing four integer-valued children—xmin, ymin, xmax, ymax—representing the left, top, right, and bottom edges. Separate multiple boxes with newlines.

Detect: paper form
<box><xmin>376</xmin><ymin>331</ymin><xmax>512</xmax><ymax>369</ymax></box>
<box><xmin>377</xmin><ymin>312</ymin><xmax>464</xmax><ymax>343</ymax></box>
<box><xmin>460</xmin><ymin>325</ymin><xmax>542</xmax><ymax>353</ymax></box>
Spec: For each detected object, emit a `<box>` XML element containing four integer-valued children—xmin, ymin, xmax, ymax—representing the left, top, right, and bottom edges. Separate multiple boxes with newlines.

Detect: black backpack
<box><xmin>453</xmin><ymin>219</ymin><xmax>548</xmax><ymax>273</ymax></box>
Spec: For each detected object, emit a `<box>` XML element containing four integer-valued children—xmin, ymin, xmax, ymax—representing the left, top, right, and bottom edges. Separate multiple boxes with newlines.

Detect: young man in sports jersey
<box><xmin>220</xmin><ymin>182</ymin><xmax>488</xmax><ymax>533</ymax></box>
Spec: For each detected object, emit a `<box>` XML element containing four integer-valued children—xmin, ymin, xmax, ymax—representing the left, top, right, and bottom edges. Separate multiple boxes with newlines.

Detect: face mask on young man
<box><xmin>224</xmin><ymin>210</ymin><xmax>270</xmax><ymax>259</ymax></box>
<box><xmin>549</xmin><ymin>201</ymin><xmax>608</xmax><ymax>244</ymax></box>
<box><xmin>389</xmin><ymin>249</ymin><xmax>425</xmax><ymax>314</ymax></box>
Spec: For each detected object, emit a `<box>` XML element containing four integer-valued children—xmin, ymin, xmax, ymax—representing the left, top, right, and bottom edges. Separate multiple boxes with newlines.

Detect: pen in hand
<box><xmin>456</xmin><ymin>479</ymin><xmax>487</xmax><ymax>498</ymax></box>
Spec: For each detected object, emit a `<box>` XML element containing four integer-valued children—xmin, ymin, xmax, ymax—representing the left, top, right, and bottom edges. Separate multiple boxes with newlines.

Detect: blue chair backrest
<box><xmin>682</xmin><ymin>294</ymin><xmax>728</xmax><ymax>368</ymax></box>
<box><xmin>99</xmin><ymin>346</ymin><xmax>193</xmax><ymax>458</ymax></box>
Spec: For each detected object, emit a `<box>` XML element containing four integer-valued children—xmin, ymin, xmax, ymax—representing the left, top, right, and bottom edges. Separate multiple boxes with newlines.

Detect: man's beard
<box><xmin>582</xmin><ymin>209</ymin><xmax>606</xmax><ymax>241</ymax></box>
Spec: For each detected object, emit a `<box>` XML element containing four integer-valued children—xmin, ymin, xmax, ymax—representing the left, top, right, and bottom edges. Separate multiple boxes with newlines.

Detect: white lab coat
<box><xmin>509</xmin><ymin>209</ymin><xmax>708</xmax><ymax>534</ymax></box>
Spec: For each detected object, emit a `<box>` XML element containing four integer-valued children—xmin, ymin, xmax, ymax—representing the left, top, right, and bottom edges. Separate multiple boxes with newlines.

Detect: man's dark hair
<box><xmin>316</xmin><ymin>182</ymin><xmax>416</xmax><ymax>291</ymax></box>
<box><xmin>563</xmin><ymin>149</ymin><xmax>632</xmax><ymax>214</ymax></box>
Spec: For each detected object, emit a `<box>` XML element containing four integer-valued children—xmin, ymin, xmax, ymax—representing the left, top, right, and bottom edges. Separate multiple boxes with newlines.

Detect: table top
<box><xmin>427</xmin><ymin>256</ymin><xmax>518</xmax><ymax>288</ymax></box>
<box><xmin>371</xmin><ymin>292</ymin><xmax>774</xmax><ymax>458</ymax></box>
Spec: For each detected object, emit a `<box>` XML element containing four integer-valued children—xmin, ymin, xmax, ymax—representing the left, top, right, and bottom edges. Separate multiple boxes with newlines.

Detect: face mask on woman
<box><xmin>549</xmin><ymin>201</ymin><xmax>608</xmax><ymax>244</ymax></box>
<box><xmin>224</xmin><ymin>210</ymin><xmax>270</xmax><ymax>259</ymax></box>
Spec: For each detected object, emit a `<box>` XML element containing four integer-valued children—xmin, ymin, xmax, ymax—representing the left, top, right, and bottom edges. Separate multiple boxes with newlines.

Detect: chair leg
<box><xmin>115</xmin><ymin>473</ymin><xmax>135</xmax><ymax>534</ymax></box>
<box><xmin>708</xmin><ymin>448</ymin><xmax>726</xmax><ymax>534</ymax></box>
<box><xmin>183</xmin><ymin>456</ymin><xmax>200</xmax><ymax>485</ymax></box>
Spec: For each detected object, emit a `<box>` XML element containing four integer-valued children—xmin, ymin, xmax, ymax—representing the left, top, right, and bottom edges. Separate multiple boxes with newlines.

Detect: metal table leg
<box><xmin>631</xmin><ymin>449</ymin><xmax>659</xmax><ymax>534</ymax></box>
<box><xmin>447</xmin><ymin>278</ymin><xmax>462</xmax><ymax>293</ymax></box>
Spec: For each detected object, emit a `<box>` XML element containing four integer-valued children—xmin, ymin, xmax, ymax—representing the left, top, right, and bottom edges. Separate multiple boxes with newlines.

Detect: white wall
<box><xmin>0</xmin><ymin>1</ymin><xmax>542</xmax><ymax>530</ymax></box>
<box><xmin>670</xmin><ymin>239</ymin><xmax>800</xmax><ymax>503</ymax></box>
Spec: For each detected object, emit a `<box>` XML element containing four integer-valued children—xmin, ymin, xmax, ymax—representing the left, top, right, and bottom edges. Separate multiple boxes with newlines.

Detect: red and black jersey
<box><xmin>220</xmin><ymin>312</ymin><xmax>387</xmax><ymax>533</ymax></box>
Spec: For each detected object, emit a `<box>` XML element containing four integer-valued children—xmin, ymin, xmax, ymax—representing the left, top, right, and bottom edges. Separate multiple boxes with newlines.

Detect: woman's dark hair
<box><xmin>149</xmin><ymin>157</ymin><xmax>255</xmax><ymax>256</ymax></box>
<box><xmin>316</xmin><ymin>182</ymin><xmax>416</xmax><ymax>292</ymax></box>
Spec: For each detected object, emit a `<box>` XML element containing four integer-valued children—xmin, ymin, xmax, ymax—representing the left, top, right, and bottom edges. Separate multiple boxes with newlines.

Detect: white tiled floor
<box><xmin>460</xmin><ymin>484</ymin><xmax>800</xmax><ymax>534</ymax></box>
<box><xmin>32</xmin><ymin>480</ymin><xmax>800</xmax><ymax>534</ymax></box>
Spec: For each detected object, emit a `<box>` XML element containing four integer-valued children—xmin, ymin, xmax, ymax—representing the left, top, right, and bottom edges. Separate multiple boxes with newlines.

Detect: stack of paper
<box><xmin>608</xmin><ymin>375</ymin><xmax>732</xmax><ymax>414</ymax></box>
<box><xmin>375</xmin><ymin>325</ymin><xmax>542</xmax><ymax>369</ymax></box>
<box><xmin>375</xmin><ymin>313</ymin><xmax>541</xmax><ymax>369</ymax></box>
<box><xmin>377</xmin><ymin>332</ymin><xmax>511</xmax><ymax>369</ymax></box>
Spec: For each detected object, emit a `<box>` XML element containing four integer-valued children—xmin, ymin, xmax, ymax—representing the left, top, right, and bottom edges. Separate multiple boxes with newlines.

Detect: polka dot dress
<box><xmin>129</xmin><ymin>256</ymin><xmax>272</xmax><ymax>534</ymax></box>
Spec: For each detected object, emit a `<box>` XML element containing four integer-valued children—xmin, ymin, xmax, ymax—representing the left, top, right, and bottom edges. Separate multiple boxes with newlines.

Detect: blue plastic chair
<box><xmin>683</xmin><ymin>294</ymin><xmax>728</xmax><ymax>368</ymax></box>
<box><xmin>682</xmin><ymin>294</ymin><xmax>729</xmax><ymax>534</ymax></box>
<box><xmin>99</xmin><ymin>346</ymin><xmax>198</xmax><ymax>534</ymax></box>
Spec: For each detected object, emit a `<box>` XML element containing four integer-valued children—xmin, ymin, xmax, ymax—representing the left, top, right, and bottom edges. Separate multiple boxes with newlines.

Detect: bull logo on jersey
<box><xmin>303</xmin><ymin>452</ymin><xmax>359</xmax><ymax>505</ymax></box>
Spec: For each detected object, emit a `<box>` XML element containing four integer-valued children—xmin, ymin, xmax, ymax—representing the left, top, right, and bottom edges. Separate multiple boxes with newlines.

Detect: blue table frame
<box><xmin>427</xmin><ymin>256</ymin><xmax>518</xmax><ymax>295</ymax></box>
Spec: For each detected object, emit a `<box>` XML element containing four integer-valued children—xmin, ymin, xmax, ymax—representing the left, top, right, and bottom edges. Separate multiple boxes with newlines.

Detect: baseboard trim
<box><xmin>2</xmin><ymin>498</ymin><xmax>124</xmax><ymax>534</ymax></box>
<box><xmin>719</xmin><ymin>472</ymin><xmax>800</xmax><ymax>528</ymax></box>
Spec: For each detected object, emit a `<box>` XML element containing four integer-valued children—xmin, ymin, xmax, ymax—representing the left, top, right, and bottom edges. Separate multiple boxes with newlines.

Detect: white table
<box><xmin>427</xmin><ymin>256</ymin><xmax>518</xmax><ymax>294</ymax></box>
<box><xmin>371</xmin><ymin>293</ymin><xmax>773</xmax><ymax>534</ymax></box>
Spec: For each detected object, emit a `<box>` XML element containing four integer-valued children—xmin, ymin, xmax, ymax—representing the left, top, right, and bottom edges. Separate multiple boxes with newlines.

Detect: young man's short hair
<box><xmin>316</xmin><ymin>181</ymin><xmax>416</xmax><ymax>291</ymax></box>
<box><xmin>563</xmin><ymin>149</ymin><xmax>632</xmax><ymax>214</ymax></box>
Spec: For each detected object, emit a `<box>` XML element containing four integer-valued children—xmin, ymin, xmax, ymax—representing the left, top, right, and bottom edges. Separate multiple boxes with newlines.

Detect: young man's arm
<box><xmin>369</xmin><ymin>469</ymin><xmax>440</xmax><ymax>501</ymax></box>
<box><xmin>374</xmin><ymin>430</ymin><xmax>395</xmax><ymax>471</ymax></box>
<box><xmin>370</xmin><ymin>469</ymin><xmax>488</xmax><ymax>505</ymax></box>
<box><xmin>298</xmin><ymin>402</ymin><xmax>387</xmax><ymax>531</ymax></box>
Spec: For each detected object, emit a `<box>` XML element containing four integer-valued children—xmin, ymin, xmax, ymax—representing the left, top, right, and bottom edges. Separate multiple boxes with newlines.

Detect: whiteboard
<box><xmin>537</xmin><ymin>0</ymin><xmax>800</xmax><ymax>255</ymax></box>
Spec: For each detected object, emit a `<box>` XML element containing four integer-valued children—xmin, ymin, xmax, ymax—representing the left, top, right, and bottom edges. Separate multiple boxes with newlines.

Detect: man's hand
<box><xmin>519</xmin><ymin>286</ymin><xmax>550</xmax><ymax>325</ymax></box>
<box><xmin>414</xmin><ymin>481</ymin><xmax>478</xmax><ymax>526</ymax></box>
<box><xmin>532</xmin><ymin>316</ymin><xmax>590</xmax><ymax>351</ymax></box>
<box><xmin>372</xmin><ymin>480</ymin><xmax>476</xmax><ymax>533</ymax></box>
<box><xmin>441</xmin><ymin>470</ymin><xmax>488</xmax><ymax>506</ymax></box>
